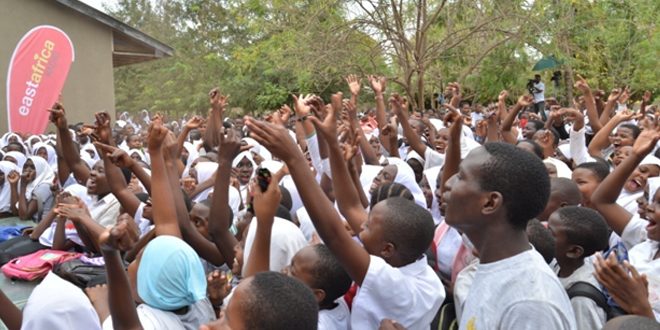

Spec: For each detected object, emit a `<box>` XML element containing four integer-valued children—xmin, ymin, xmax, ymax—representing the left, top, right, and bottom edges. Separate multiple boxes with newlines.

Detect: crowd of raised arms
<box><xmin>0</xmin><ymin>73</ymin><xmax>659</xmax><ymax>330</ymax></box>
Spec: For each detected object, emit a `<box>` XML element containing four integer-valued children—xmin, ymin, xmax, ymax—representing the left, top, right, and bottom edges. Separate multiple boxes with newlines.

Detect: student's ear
<box><xmin>482</xmin><ymin>191</ymin><xmax>503</xmax><ymax>216</ymax></box>
<box><xmin>312</xmin><ymin>288</ymin><xmax>326</xmax><ymax>304</ymax></box>
<box><xmin>559</xmin><ymin>201</ymin><xmax>569</xmax><ymax>208</ymax></box>
<box><xmin>381</xmin><ymin>242</ymin><xmax>395</xmax><ymax>259</ymax></box>
<box><xmin>566</xmin><ymin>245</ymin><xmax>584</xmax><ymax>259</ymax></box>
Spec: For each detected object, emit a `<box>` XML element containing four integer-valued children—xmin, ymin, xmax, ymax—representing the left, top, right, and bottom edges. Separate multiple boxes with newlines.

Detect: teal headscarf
<box><xmin>137</xmin><ymin>235</ymin><xmax>206</xmax><ymax>311</ymax></box>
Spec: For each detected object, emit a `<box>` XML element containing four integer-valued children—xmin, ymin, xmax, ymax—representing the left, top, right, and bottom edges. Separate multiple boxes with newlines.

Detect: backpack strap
<box><xmin>567</xmin><ymin>281</ymin><xmax>609</xmax><ymax>313</ymax></box>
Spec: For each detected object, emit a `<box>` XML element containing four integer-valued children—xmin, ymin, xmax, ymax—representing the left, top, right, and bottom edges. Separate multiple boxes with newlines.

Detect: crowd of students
<box><xmin>0</xmin><ymin>73</ymin><xmax>658</xmax><ymax>330</ymax></box>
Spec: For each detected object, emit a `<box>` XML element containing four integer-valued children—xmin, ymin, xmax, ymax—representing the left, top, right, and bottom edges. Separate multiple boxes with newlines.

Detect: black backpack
<box><xmin>566</xmin><ymin>282</ymin><xmax>627</xmax><ymax>320</ymax></box>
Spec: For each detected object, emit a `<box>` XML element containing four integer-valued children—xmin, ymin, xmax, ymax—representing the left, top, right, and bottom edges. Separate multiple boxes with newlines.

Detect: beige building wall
<box><xmin>0</xmin><ymin>0</ymin><xmax>115</xmax><ymax>134</ymax></box>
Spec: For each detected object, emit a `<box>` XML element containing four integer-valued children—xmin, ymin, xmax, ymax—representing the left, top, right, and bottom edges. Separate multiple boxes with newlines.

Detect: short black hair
<box><xmin>309</xmin><ymin>245</ymin><xmax>352</xmax><ymax>305</ymax></box>
<box><xmin>591</xmin><ymin>156</ymin><xmax>612</xmax><ymax>171</ymax></box>
<box><xmin>126</xmin><ymin>134</ymin><xmax>139</xmax><ymax>142</ymax></box>
<box><xmin>119</xmin><ymin>168</ymin><xmax>132</xmax><ymax>184</ymax></box>
<box><xmin>575</xmin><ymin>162</ymin><xmax>609</xmax><ymax>182</ymax></box>
<box><xmin>517</xmin><ymin>140</ymin><xmax>544</xmax><ymax>159</ymax></box>
<box><xmin>526</xmin><ymin>219</ymin><xmax>555</xmax><ymax>264</ymax></box>
<box><xmin>198</xmin><ymin>198</ymin><xmax>234</xmax><ymax>227</ymax></box>
<box><xmin>280</xmin><ymin>186</ymin><xmax>292</xmax><ymax>211</ymax></box>
<box><xmin>379</xmin><ymin>197</ymin><xmax>435</xmax><ymax>264</ymax></box>
<box><xmin>535</xmin><ymin>74</ymin><xmax>541</xmax><ymax>78</ymax></box>
<box><xmin>276</xmin><ymin>204</ymin><xmax>292</xmax><ymax>222</ymax></box>
<box><xmin>189</xmin><ymin>129</ymin><xmax>202</xmax><ymax>141</ymax></box>
<box><xmin>7</xmin><ymin>142</ymin><xmax>24</xmax><ymax>153</ymax></box>
<box><xmin>135</xmin><ymin>192</ymin><xmax>149</xmax><ymax>204</ymax></box>
<box><xmin>527</xmin><ymin>119</ymin><xmax>545</xmax><ymax>132</ymax></box>
<box><xmin>409</xmin><ymin>118</ymin><xmax>426</xmax><ymax>131</ymax></box>
<box><xmin>551</xmin><ymin>178</ymin><xmax>582</xmax><ymax>206</ymax></box>
<box><xmin>370</xmin><ymin>182</ymin><xmax>413</xmax><ymax>208</ymax></box>
<box><xmin>556</xmin><ymin>206</ymin><xmax>609</xmax><ymax>257</ymax></box>
<box><xmin>480</xmin><ymin>143</ymin><xmax>551</xmax><ymax>229</ymax></box>
<box><xmin>242</xmin><ymin>272</ymin><xmax>318</xmax><ymax>330</ymax></box>
<box><xmin>619</xmin><ymin>124</ymin><xmax>641</xmax><ymax>139</ymax></box>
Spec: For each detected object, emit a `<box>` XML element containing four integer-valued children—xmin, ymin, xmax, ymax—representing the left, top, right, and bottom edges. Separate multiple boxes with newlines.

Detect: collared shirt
<box><xmin>88</xmin><ymin>193</ymin><xmax>121</xmax><ymax>228</ymax></box>
<box><xmin>351</xmin><ymin>255</ymin><xmax>444</xmax><ymax>330</ymax></box>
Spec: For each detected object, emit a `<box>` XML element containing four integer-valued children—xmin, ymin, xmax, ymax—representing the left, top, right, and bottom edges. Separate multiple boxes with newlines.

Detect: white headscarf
<box><xmin>648</xmin><ymin>177</ymin><xmax>660</xmax><ymax>204</ymax></box>
<box><xmin>21</xmin><ymin>272</ymin><xmax>102</xmax><ymax>330</ymax></box>
<box><xmin>4</xmin><ymin>151</ymin><xmax>26</xmax><ymax>169</ymax></box>
<box><xmin>129</xmin><ymin>149</ymin><xmax>149</xmax><ymax>165</ymax></box>
<box><xmin>391</xmin><ymin>161</ymin><xmax>427</xmax><ymax>208</ymax></box>
<box><xmin>0</xmin><ymin>133</ymin><xmax>9</xmax><ymax>148</ymax></box>
<box><xmin>80</xmin><ymin>152</ymin><xmax>97</xmax><ymax>170</ymax></box>
<box><xmin>423</xmin><ymin>166</ymin><xmax>443</xmax><ymax>225</ymax></box>
<box><xmin>243</xmin><ymin>217</ymin><xmax>307</xmax><ymax>274</ymax></box>
<box><xmin>2</xmin><ymin>133</ymin><xmax>23</xmax><ymax>147</ymax></box>
<box><xmin>183</xmin><ymin>142</ymin><xmax>199</xmax><ymax>172</ymax></box>
<box><xmin>242</xmin><ymin>137</ymin><xmax>272</xmax><ymax>162</ymax></box>
<box><xmin>24</xmin><ymin>156</ymin><xmax>55</xmax><ymax>200</ymax></box>
<box><xmin>115</xmin><ymin>120</ymin><xmax>127</xmax><ymax>129</ymax></box>
<box><xmin>405</xmin><ymin>151</ymin><xmax>425</xmax><ymax>184</ymax></box>
<box><xmin>0</xmin><ymin>161</ymin><xmax>20</xmax><ymax>213</ymax></box>
<box><xmin>193</xmin><ymin>162</ymin><xmax>219</xmax><ymax>202</ymax></box>
<box><xmin>32</xmin><ymin>142</ymin><xmax>58</xmax><ymax>170</ymax></box>
<box><xmin>543</xmin><ymin>157</ymin><xmax>573</xmax><ymax>179</ymax></box>
<box><xmin>232</xmin><ymin>151</ymin><xmax>256</xmax><ymax>202</ymax></box>
<box><xmin>81</xmin><ymin>144</ymin><xmax>100</xmax><ymax>161</ymax></box>
<box><xmin>25</xmin><ymin>136</ymin><xmax>43</xmax><ymax>156</ymax></box>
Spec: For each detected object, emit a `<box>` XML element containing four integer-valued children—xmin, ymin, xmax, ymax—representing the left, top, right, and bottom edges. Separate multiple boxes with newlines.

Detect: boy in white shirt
<box><xmin>442</xmin><ymin>142</ymin><xmax>577</xmax><ymax>329</ymax></box>
<box><xmin>548</xmin><ymin>206</ymin><xmax>610</xmax><ymax>330</ymax></box>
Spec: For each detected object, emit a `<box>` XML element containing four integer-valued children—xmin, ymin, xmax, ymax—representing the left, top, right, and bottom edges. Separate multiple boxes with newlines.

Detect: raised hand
<box><xmin>389</xmin><ymin>93</ymin><xmax>406</xmax><ymax>117</ymax></box>
<box><xmin>345</xmin><ymin>74</ymin><xmax>362</xmax><ymax>95</ymax></box>
<box><xmin>343</xmin><ymin>98</ymin><xmax>358</xmax><ymax>121</ymax></box>
<box><xmin>498</xmin><ymin>90</ymin><xmax>509</xmax><ymax>103</ymax></box>
<box><xmin>574</xmin><ymin>74</ymin><xmax>591</xmax><ymax>94</ymax></box>
<box><xmin>548</xmin><ymin>105</ymin><xmax>561</xmax><ymax>120</ymax></box>
<box><xmin>209</xmin><ymin>88</ymin><xmax>230</xmax><ymax>112</ymax></box>
<box><xmin>207</xmin><ymin>270</ymin><xmax>232</xmax><ymax>307</ymax></box>
<box><xmin>475</xmin><ymin>120</ymin><xmax>487</xmax><ymax>140</ymax></box>
<box><xmin>537</xmin><ymin>130</ymin><xmax>555</xmax><ymax>149</ymax></box>
<box><xmin>594</xmin><ymin>90</ymin><xmax>606</xmax><ymax>101</ymax></box>
<box><xmin>559</xmin><ymin>108</ymin><xmax>585</xmax><ymax>124</ymax></box>
<box><xmin>151</xmin><ymin>112</ymin><xmax>164</xmax><ymax>125</ymax></box>
<box><xmin>367</xmin><ymin>75</ymin><xmax>387</xmax><ymax>95</ymax></box>
<box><xmin>308</xmin><ymin>93</ymin><xmax>341</xmax><ymax>141</ymax></box>
<box><xmin>618</xmin><ymin>86</ymin><xmax>631</xmax><ymax>105</ymax></box>
<box><xmin>516</xmin><ymin>94</ymin><xmax>535</xmax><ymax>107</ymax></box>
<box><xmin>252</xmin><ymin>169</ymin><xmax>281</xmax><ymax>226</ymax></box>
<box><xmin>218</xmin><ymin>127</ymin><xmax>246</xmax><ymax>162</ymax></box>
<box><xmin>343</xmin><ymin>129</ymin><xmax>361</xmax><ymax>162</ymax></box>
<box><xmin>47</xmin><ymin>93</ymin><xmax>67</xmax><ymax>129</ymax></box>
<box><xmin>632</xmin><ymin>129</ymin><xmax>660</xmax><ymax>157</ymax></box>
<box><xmin>306</xmin><ymin>96</ymin><xmax>326</xmax><ymax>119</ymax></box>
<box><xmin>7</xmin><ymin>170</ymin><xmax>20</xmax><ymax>186</ymax></box>
<box><xmin>643</xmin><ymin>90</ymin><xmax>652</xmax><ymax>104</ymax></box>
<box><xmin>147</xmin><ymin>122</ymin><xmax>169</xmax><ymax>151</ymax></box>
<box><xmin>607</xmin><ymin>89</ymin><xmax>621</xmax><ymax>103</ymax></box>
<box><xmin>292</xmin><ymin>94</ymin><xmax>313</xmax><ymax>118</ymax></box>
<box><xmin>84</xmin><ymin>111</ymin><xmax>112</xmax><ymax>144</ymax></box>
<box><xmin>484</xmin><ymin>103</ymin><xmax>499</xmax><ymax>124</ymax></box>
<box><xmin>184</xmin><ymin>116</ymin><xmax>204</xmax><ymax>130</ymax></box>
<box><xmin>245</xmin><ymin>118</ymin><xmax>301</xmax><ymax>163</ymax></box>
<box><xmin>94</xmin><ymin>142</ymin><xmax>135</xmax><ymax>168</ymax></box>
<box><xmin>277</xmin><ymin>104</ymin><xmax>292</xmax><ymax>124</ymax></box>
<box><xmin>613</xmin><ymin>109</ymin><xmax>634</xmax><ymax>123</ymax></box>
<box><xmin>98</xmin><ymin>221</ymin><xmax>138</xmax><ymax>252</ymax></box>
<box><xmin>181</xmin><ymin>177</ymin><xmax>196</xmax><ymax>196</ymax></box>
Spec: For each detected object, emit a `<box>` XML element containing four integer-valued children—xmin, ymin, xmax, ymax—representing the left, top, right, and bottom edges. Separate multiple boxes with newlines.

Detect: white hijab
<box><xmin>543</xmin><ymin>157</ymin><xmax>573</xmax><ymax>179</ymax></box>
<box><xmin>32</xmin><ymin>142</ymin><xmax>58</xmax><ymax>170</ymax></box>
<box><xmin>24</xmin><ymin>156</ymin><xmax>55</xmax><ymax>200</ymax></box>
<box><xmin>25</xmin><ymin>136</ymin><xmax>43</xmax><ymax>156</ymax></box>
<box><xmin>129</xmin><ymin>149</ymin><xmax>149</xmax><ymax>165</ymax></box>
<box><xmin>81</xmin><ymin>144</ymin><xmax>100</xmax><ymax>161</ymax></box>
<box><xmin>242</xmin><ymin>137</ymin><xmax>272</xmax><ymax>162</ymax></box>
<box><xmin>21</xmin><ymin>272</ymin><xmax>102</xmax><ymax>330</ymax></box>
<box><xmin>4</xmin><ymin>152</ymin><xmax>26</xmax><ymax>170</ymax></box>
<box><xmin>193</xmin><ymin>162</ymin><xmax>219</xmax><ymax>202</ymax></box>
<box><xmin>0</xmin><ymin>161</ymin><xmax>20</xmax><ymax>213</ymax></box>
<box><xmin>382</xmin><ymin>158</ymin><xmax>427</xmax><ymax>208</ymax></box>
<box><xmin>232</xmin><ymin>151</ymin><xmax>256</xmax><ymax>202</ymax></box>
<box><xmin>2</xmin><ymin>133</ymin><xmax>23</xmax><ymax>147</ymax></box>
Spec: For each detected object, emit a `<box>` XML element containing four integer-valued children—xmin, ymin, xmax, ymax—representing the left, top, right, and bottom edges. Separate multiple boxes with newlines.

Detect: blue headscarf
<box><xmin>137</xmin><ymin>235</ymin><xmax>206</xmax><ymax>311</ymax></box>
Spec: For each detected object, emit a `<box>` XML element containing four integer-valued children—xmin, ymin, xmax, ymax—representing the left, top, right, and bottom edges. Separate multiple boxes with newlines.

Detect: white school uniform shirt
<box><xmin>88</xmin><ymin>193</ymin><xmax>121</xmax><ymax>228</ymax></box>
<box><xmin>459</xmin><ymin>248</ymin><xmax>577</xmax><ymax>330</ymax></box>
<box><xmin>555</xmin><ymin>262</ymin><xmax>607</xmax><ymax>330</ymax></box>
<box><xmin>102</xmin><ymin>298</ymin><xmax>215</xmax><ymax>330</ymax></box>
<box><xmin>621</xmin><ymin>215</ymin><xmax>660</xmax><ymax>321</ymax></box>
<box><xmin>351</xmin><ymin>255</ymin><xmax>444</xmax><ymax>330</ymax></box>
<box><xmin>318</xmin><ymin>298</ymin><xmax>351</xmax><ymax>330</ymax></box>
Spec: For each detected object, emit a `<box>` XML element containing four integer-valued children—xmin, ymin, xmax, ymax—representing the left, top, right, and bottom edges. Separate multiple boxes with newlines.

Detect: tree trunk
<box><xmin>417</xmin><ymin>73</ymin><xmax>425</xmax><ymax>112</ymax></box>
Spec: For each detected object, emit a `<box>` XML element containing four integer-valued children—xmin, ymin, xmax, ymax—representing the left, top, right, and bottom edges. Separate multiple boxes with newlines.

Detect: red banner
<box><xmin>6</xmin><ymin>26</ymin><xmax>74</xmax><ymax>134</ymax></box>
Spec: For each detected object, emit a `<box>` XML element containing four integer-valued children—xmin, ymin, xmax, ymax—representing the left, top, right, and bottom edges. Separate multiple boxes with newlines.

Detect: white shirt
<box><xmin>102</xmin><ymin>298</ymin><xmax>215</xmax><ymax>330</ymax></box>
<box><xmin>88</xmin><ymin>193</ymin><xmax>121</xmax><ymax>228</ymax></box>
<box><xmin>318</xmin><ymin>298</ymin><xmax>350</xmax><ymax>330</ymax></box>
<box><xmin>556</xmin><ymin>262</ymin><xmax>607</xmax><ymax>330</ymax></box>
<box><xmin>459</xmin><ymin>248</ymin><xmax>577</xmax><ymax>330</ymax></box>
<box><xmin>351</xmin><ymin>255</ymin><xmax>444</xmax><ymax>330</ymax></box>
<box><xmin>569</xmin><ymin>128</ymin><xmax>597</xmax><ymax>166</ymax></box>
<box><xmin>534</xmin><ymin>82</ymin><xmax>545</xmax><ymax>103</ymax></box>
<box><xmin>423</xmin><ymin>147</ymin><xmax>445</xmax><ymax>170</ymax></box>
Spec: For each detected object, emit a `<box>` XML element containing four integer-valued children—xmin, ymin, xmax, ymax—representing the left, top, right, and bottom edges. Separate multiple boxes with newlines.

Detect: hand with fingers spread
<box><xmin>516</xmin><ymin>94</ymin><xmax>535</xmax><ymax>108</ymax></box>
<box><xmin>613</xmin><ymin>109</ymin><xmax>634</xmax><ymax>123</ymax></box>
<box><xmin>343</xmin><ymin>129</ymin><xmax>361</xmax><ymax>162</ymax></box>
<box><xmin>245</xmin><ymin>118</ymin><xmax>299</xmax><ymax>163</ymax></box>
<box><xmin>343</xmin><ymin>99</ymin><xmax>358</xmax><ymax>121</ymax></box>
<box><xmin>593</xmin><ymin>252</ymin><xmax>654</xmax><ymax>318</ymax></box>
<box><xmin>389</xmin><ymin>93</ymin><xmax>407</xmax><ymax>118</ymax></box>
<box><xmin>94</xmin><ymin>142</ymin><xmax>135</xmax><ymax>168</ymax></box>
<box><xmin>277</xmin><ymin>105</ymin><xmax>292</xmax><ymax>125</ymax></box>
<box><xmin>306</xmin><ymin>96</ymin><xmax>326</xmax><ymax>119</ymax></box>
<box><xmin>308</xmin><ymin>93</ymin><xmax>342</xmax><ymax>142</ymax></box>
<box><xmin>346</xmin><ymin>74</ymin><xmax>362</xmax><ymax>96</ymax></box>
<box><xmin>293</xmin><ymin>94</ymin><xmax>313</xmax><ymax>118</ymax></box>
<box><xmin>47</xmin><ymin>93</ymin><xmax>67</xmax><ymax>129</ymax></box>
<box><xmin>56</xmin><ymin>196</ymin><xmax>92</xmax><ymax>223</ymax></box>
<box><xmin>368</xmin><ymin>75</ymin><xmax>387</xmax><ymax>96</ymax></box>
<box><xmin>632</xmin><ymin>128</ymin><xmax>660</xmax><ymax>157</ymax></box>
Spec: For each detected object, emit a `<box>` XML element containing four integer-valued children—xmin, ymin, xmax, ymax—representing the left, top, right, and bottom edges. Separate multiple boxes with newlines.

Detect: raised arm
<box><xmin>344</xmin><ymin>100</ymin><xmax>379</xmax><ymax>165</ymax></box>
<box><xmin>245</xmin><ymin>107</ymin><xmax>372</xmax><ymax>286</ymax></box>
<box><xmin>501</xmin><ymin>94</ymin><xmax>534</xmax><ymax>144</ymax></box>
<box><xmin>147</xmin><ymin>123</ymin><xmax>181</xmax><ymax>238</ymax></box>
<box><xmin>55</xmin><ymin>133</ymin><xmax>71</xmax><ymax>187</ymax></box>
<box><xmin>591</xmin><ymin>128</ymin><xmax>659</xmax><ymax>235</ymax></box>
<box><xmin>392</xmin><ymin>94</ymin><xmax>428</xmax><ymax>158</ymax></box>
<box><xmin>440</xmin><ymin>112</ymin><xmax>463</xmax><ymax>194</ymax></box>
<box><xmin>368</xmin><ymin>75</ymin><xmax>388</xmax><ymax>129</ymax></box>
<box><xmin>94</xmin><ymin>143</ymin><xmax>142</xmax><ymax>218</ymax></box>
<box><xmin>48</xmin><ymin>99</ymin><xmax>91</xmax><ymax>184</ymax></box>
<box><xmin>574</xmin><ymin>74</ymin><xmax>602</xmax><ymax>133</ymax></box>
<box><xmin>599</xmin><ymin>89</ymin><xmax>620</xmax><ymax>127</ymax></box>
<box><xmin>242</xmin><ymin>174</ymin><xmax>281</xmax><ymax>278</ymax></box>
